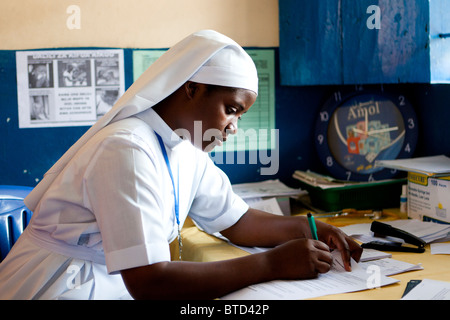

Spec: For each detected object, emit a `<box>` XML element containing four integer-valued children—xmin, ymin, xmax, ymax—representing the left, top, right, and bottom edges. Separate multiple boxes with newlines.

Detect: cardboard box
<box><xmin>408</xmin><ymin>172</ymin><xmax>450</xmax><ymax>224</ymax></box>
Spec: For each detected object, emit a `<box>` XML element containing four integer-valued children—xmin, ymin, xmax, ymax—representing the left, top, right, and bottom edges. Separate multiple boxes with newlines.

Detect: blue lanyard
<box><xmin>154</xmin><ymin>131</ymin><xmax>182</xmax><ymax>259</ymax></box>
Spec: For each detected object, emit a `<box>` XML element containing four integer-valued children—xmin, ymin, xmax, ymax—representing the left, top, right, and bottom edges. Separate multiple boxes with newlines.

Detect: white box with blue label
<box><xmin>407</xmin><ymin>172</ymin><xmax>450</xmax><ymax>224</ymax></box>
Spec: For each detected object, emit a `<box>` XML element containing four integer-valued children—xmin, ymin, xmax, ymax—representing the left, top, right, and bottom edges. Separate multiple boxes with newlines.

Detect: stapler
<box><xmin>361</xmin><ymin>221</ymin><xmax>426</xmax><ymax>253</ymax></box>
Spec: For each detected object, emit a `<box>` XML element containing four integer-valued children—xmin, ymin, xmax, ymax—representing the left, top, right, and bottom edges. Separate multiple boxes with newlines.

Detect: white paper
<box><xmin>401</xmin><ymin>279</ymin><xmax>450</xmax><ymax>300</ymax></box>
<box><xmin>340</xmin><ymin>220</ymin><xmax>450</xmax><ymax>244</ymax></box>
<box><xmin>387</xmin><ymin>219</ymin><xmax>450</xmax><ymax>243</ymax></box>
<box><xmin>360</xmin><ymin>258</ymin><xmax>422</xmax><ymax>276</ymax></box>
<box><xmin>232</xmin><ymin>179</ymin><xmax>303</xmax><ymax>199</ymax></box>
<box><xmin>375</xmin><ymin>155</ymin><xmax>450</xmax><ymax>176</ymax></box>
<box><xmin>430</xmin><ymin>242</ymin><xmax>450</xmax><ymax>254</ymax></box>
<box><xmin>359</xmin><ymin>248</ymin><xmax>392</xmax><ymax>262</ymax></box>
<box><xmin>221</xmin><ymin>250</ymin><xmax>398</xmax><ymax>300</ymax></box>
<box><xmin>249</xmin><ymin>197</ymin><xmax>284</xmax><ymax>216</ymax></box>
<box><xmin>16</xmin><ymin>49</ymin><xmax>125</xmax><ymax>128</ymax></box>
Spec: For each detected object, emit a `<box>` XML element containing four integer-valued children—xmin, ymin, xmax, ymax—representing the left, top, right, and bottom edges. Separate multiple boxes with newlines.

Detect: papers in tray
<box><xmin>340</xmin><ymin>219</ymin><xmax>450</xmax><ymax>244</ymax></box>
<box><xmin>375</xmin><ymin>155</ymin><xmax>450</xmax><ymax>177</ymax></box>
<box><xmin>292</xmin><ymin>169</ymin><xmax>399</xmax><ymax>189</ymax></box>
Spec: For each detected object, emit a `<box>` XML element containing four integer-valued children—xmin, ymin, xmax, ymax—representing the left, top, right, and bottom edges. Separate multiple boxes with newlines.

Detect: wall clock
<box><xmin>314</xmin><ymin>89</ymin><xmax>418</xmax><ymax>182</ymax></box>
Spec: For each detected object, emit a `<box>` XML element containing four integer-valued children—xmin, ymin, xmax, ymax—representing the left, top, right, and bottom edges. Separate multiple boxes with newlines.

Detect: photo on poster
<box><xmin>29</xmin><ymin>92</ymin><xmax>51</xmax><ymax>121</ymax></box>
<box><xmin>28</xmin><ymin>62</ymin><xmax>54</xmax><ymax>89</ymax></box>
<box><xmin>57</xmin><ymin>60</ymin><xmax>91</xmax><ymax>87</ymax></box>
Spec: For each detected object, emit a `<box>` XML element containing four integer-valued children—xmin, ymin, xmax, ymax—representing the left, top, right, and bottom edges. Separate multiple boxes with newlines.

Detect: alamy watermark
<box><xmin>367</xmin><ymin>5</ymin><xmax>381</xmax><ymax>30</ymax></box>
<box><xmin>366</xmin><ymin>264</ymin><xmax>382</xmax><ymax>289</ymax></box>
<box><xmin>66</xmin><ymin>5</ymin><xmax>81</xmax><ymax>30</ymax></box>
<box><xmin>66</xmin><ymin>264</ymin><xmax>81</xmax><ymax>290</ymax></box>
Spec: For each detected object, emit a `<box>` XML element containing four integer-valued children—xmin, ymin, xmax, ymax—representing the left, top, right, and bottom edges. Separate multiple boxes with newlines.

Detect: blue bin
<box><xmin>0</xmin><ymin>185</ymin><xmax>33</xmax><ymax>261</ymax></box>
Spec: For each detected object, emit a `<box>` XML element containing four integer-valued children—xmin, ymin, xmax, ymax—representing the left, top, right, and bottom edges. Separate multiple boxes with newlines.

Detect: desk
<box><xmin>178</xmin><ymin>208</ymin><xmax>450</xmax><ymax>300</ymax></box>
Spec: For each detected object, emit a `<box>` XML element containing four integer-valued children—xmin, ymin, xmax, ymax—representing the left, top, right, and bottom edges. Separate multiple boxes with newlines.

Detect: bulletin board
<box><xmin>0</xmin><ymin>48</ymin><xmax>131</xmax><ymax>186</ymax></box>
<box><xmin>0</xmin><ymin>47</ymin><xmax>278</xmax><ymax>187</ymax></box>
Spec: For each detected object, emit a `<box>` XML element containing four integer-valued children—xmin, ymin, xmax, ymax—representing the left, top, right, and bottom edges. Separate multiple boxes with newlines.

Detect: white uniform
<box><xmin>0</xmin><ymin>108</ymin><xmax>248</xmax><ymax>299</ymax></box>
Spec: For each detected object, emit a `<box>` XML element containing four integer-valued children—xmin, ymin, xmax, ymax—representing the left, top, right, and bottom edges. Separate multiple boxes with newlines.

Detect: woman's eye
<box><xmin>226</xmin><ymin>106</ymin><xmax>237</xmax><ymax>114</ymax></box>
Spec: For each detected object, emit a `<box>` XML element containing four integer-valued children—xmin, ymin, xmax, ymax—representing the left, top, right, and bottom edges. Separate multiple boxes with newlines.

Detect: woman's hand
<box><xmin>315</xmin><ymin>219</ymin><xmax>363</xmax><ymax>271</ymax></box>
<box><xmin>265</xmin><ymin>238</ymin><xmax>333</xmax><ymax>280</ymax></box>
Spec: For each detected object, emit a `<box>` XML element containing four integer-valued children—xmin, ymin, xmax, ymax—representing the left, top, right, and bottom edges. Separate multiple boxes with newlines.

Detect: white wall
<box><xmin>0</xmin><ymin>0</ymin><xmax>279</xmax><ymax>49</ymax></box>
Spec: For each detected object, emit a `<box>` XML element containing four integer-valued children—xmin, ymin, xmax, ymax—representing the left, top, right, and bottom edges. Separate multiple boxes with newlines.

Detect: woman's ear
<box><xmin>184</xmin><ymin>81</ymin><xmax>199</xmax><ymax>100</ymax></box>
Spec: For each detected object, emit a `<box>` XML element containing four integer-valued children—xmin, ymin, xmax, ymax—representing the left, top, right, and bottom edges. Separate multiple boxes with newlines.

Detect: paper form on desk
<box><xmin>360</xmin><ymin>258</ymin><xmax>423</xmax><ymax>276</ymax></box>
<box><xmin>221</xmin><ymin>250</ymin><xmax>398</xmax><ymax>300</ymax></box>
<box><xmin>401</xmin><ymin>279</ymin><xmax>450</xmax><ymax>300</ymax></box>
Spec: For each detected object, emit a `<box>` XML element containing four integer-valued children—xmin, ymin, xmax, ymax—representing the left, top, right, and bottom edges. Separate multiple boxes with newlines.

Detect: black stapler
<box><xmin>361</xmin><ymin>221</ymin><xmax>426</xmax><ymax>253</ymax></box>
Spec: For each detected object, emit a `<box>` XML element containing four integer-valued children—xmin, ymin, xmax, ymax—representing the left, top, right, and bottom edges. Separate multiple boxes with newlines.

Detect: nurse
<box><xmin>0</xmin><ymin>30</ymin><xmax>362</xmax><ymax>300</ymax></box>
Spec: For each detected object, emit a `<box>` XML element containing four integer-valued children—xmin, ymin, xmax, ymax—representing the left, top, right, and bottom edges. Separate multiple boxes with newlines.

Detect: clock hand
<box><xmin>368</xmin><ymin>126</ymin><xmax>399</xmax><ymax>135</ymax></box>
<box><xmin>352</xmin><ymin>127</ymin><xmax>365</xmax><ymax>134</ymax></box>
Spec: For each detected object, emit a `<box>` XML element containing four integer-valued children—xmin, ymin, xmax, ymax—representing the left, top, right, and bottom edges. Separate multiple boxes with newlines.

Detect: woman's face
<box><xmin>183</xmin><ymin>83</ymin><xmax>257</xmax><ymax>152</ymax></box>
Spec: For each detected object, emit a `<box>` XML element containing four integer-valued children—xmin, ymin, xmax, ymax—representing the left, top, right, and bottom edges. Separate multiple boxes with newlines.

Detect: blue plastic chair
<box><xmin>0</xmin><ymin>185</ymin><xmax>33</xmax><ymax>261</ymax></box>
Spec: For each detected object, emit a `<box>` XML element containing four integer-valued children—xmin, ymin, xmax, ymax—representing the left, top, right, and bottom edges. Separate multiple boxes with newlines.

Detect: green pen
<box><xmin>307</xmin><ymin>213</ymin><xmax>318</xmax><ymax>240</ymax></box>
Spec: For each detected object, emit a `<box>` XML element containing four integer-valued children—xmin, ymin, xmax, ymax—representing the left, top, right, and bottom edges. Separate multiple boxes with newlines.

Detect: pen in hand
<box><xmin>307</xmin><ymin>213</ymin><xmax>318</xmax><ymax>240</ymax></box>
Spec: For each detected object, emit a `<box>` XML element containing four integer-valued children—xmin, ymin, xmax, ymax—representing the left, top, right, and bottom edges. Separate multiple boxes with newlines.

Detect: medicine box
<box><xmin>407</xmin><ymin>172</ymin><xmax>450</xmax><ymax>224</ymax></box>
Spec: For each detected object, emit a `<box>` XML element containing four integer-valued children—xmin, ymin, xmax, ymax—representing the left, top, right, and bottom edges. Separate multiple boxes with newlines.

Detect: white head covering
<box><xmin>24</xmin><ymin>30</ymin><xmax>258</xmax><ymax>211</ymax></box>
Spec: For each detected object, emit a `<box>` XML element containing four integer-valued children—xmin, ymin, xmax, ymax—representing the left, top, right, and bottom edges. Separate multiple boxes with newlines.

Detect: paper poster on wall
<box><xmin>132</xmin><ymin>49</ymin><xmax>276</xmax><ymax>151</ymax></box>
<box><xmin>16</xmin><ymin>49</ymin><xmax>125</xmax><ymax>128</ymax></box>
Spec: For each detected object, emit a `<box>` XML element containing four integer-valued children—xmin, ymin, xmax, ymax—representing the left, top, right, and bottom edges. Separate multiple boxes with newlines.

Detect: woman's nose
<box><xmin>226</xmin><ymin>118</ymin><xmax>238</xmax><ymax>135</ymax></box>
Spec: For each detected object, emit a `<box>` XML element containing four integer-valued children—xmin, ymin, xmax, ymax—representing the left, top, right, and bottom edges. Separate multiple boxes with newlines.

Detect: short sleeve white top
<box><xmin>29</xmin><ymin>108</ymin><xmax>248</xmax><ymax>274</ymax></box>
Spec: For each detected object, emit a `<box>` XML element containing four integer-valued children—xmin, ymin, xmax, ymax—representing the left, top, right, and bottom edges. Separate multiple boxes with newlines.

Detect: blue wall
<box><xmin>1</xmin><ymin>48</ymin><xmax>450</xmax><ymax>189</ymax></box>
<box><xmin>219</xmin><ymin>67</ymin><xmax>450</xmax><ymax>187</ymax></box>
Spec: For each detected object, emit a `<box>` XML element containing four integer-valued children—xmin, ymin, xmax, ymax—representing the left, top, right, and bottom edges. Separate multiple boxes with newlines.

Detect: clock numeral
<box><xmin>326</xmin><ymin>156</ymin><xmax>333</xmax><ymax>167</ymax></box>
<box><xmin>407</xmin><ymin>118</ymin><xmax>415</xmax><ymax>129</ymax></box>
<box><xmin>368</xmin><ymin>174</ymin><xmax>375</xmax><ymax>182</ymax></box>
<box><xmin>404</xmin><ymin>143</ymin><xmax>411</xmax><ymax>153</ymax></box>
<box><xmin>346</xmin><ymin>171</ymin><xmax>352</xmax><ymax>181</ymax></box>
<box><xmin>317</xmin><ymin>134</ymin><xmax>324</xmax><ymax>145</ymax></box>
<box><xmin>334</xmin><ymin>91</ymin><xmax>342</xmax><ymax>102</ymax></box>
<box><xmin>398</xmin><ymin>95</ymin><xmax>406</xmax><ymax>106</ymax></box>
<box><xmin>320</xmin><ymin>111</ymin><xmax>329</xmax><ymax>122</ymax></box>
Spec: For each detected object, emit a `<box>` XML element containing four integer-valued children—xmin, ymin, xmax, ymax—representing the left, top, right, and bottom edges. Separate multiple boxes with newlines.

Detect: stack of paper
<box><xmin>292</xmin><ymin>170</ymin><xmax>380</xmax><ymax>189</ymax></box>
<box><xmin>340</xmin><ymin>220</ymin><xmax>450</xmax><ymax>244</ymax></box>
<box><xmin>232</xmin><ymin>179</ymin><xmax>306</xmax><ymax>215</ymax></box>
<box><xmin>232</xmin><ymin>179</ymin><xmax>304</xmax><ymax>199</ymax></box>
<box><xmin>387</xmin><ymin>219</ymin><xmax>450</xmax><ymax>243</ymax></box>
<box><xmin>375</xmin><ymin>155</ymin><xmax>450</xmax><ymax>177</ymax></box>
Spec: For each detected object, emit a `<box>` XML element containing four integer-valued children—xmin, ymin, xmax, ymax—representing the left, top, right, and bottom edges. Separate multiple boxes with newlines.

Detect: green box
<box><xmin>295</xmin><ymin>177</ymin><xmax>406</xmax><ymax>212</ymax></box>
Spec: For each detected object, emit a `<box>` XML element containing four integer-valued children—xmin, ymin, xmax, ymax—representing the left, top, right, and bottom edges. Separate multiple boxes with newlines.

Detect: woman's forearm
<box><xmin>220</xmin><ymin>208</ymin><xmax>310</xmax><ymax>247</ymax></box>
<box><xmin>121</xmin><ymin>251</ymin><xmax>272</xmax><ymax>299</ymax></box>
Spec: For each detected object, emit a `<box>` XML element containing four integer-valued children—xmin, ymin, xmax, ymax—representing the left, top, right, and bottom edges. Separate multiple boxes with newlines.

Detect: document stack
<box><xmin>375</xmin><ymin>155</ymin><xmax>450</xmax><ymax>224</ymax></box>
<box><xmin>232</xmin><ymin>179</ymin><xmax>305</xmax><ymax>216</ymax></box>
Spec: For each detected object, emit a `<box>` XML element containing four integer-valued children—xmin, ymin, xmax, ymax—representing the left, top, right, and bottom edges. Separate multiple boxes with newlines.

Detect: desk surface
<box><xmin>178</xmin><ymin>207</ymin><xmax>450</xmax><ymax>300</ymax></box>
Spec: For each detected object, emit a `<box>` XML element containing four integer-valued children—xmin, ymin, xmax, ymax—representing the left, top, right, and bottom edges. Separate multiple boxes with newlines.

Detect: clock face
<box><xmin>315</xmin><ymin>90</ymin><xmax>418</xmax><ymax>181</ymax></box>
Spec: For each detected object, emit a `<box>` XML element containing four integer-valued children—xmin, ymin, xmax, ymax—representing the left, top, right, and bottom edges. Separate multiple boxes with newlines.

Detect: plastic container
<box><xmin>295</xmin><ymin>178</ymin><xmax>407</xmax><ymax>212</ymax></box>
